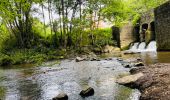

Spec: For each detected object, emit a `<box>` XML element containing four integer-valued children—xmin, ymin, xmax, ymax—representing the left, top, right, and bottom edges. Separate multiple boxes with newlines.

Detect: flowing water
<box><xmin>0</xmin><ymin>40</ymin><xmax>169</xmax><ymax>100</ymax></box>
<box><xmin>0</xmin><ymin>58</ymin><xmax>140</xmax><ymax>100</ymax></box>
<box><xmin>129</xmin><ymin>41</ymin><xmax>157</xmax><ymax>52</ymax></box>
<box><xmin>127</xmin><ymin>41</ymin><xmax>170</xmax><ymax>64</ymax></box>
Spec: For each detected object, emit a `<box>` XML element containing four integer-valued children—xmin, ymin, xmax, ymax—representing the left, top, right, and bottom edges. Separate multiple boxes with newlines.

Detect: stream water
<box><xmin>0</xmin><ymin>58</ymin><xmax>140</xmax><ymax>100</ymax></box>
<box><xmin>0</xmin><ymin>51</ymin><xmax>170</xmax><ymax>100</ymax></box>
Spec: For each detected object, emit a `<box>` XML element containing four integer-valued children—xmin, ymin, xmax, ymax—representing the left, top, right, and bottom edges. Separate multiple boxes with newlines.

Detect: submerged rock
<box><xmin>52</xmin><ymin>92</ymin><xmax>68</xmax><ymax>100</ymax></box>
<box><xmin>79</xmin><ymin>87</ymin><xmax>94</xmax><ymax>97</ymax></box>
<box><xmin>116</xmin><ymin>73</ymin><xmax>144</xmax><ymax>85</ymax></box>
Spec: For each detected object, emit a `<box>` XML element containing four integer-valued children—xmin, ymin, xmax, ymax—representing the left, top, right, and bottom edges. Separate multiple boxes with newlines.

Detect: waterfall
<box><xmin>129</xmin><ymin>41</ymin><xmax>156</xmax><ymax>52</ymax></box>
<box><xmin>130</xmin><ymin>43</ymin><xmax>139</xmax><ymax>51</ymax></box>
<box><xmin>138</xmin><ymin>42</ymin><xmax>146</xmax><ymax>50</ymax></box>
<box><xmin>146</xmin><ymin>41</ymin><xmax>157</xmax><ymax>51</ymax></box>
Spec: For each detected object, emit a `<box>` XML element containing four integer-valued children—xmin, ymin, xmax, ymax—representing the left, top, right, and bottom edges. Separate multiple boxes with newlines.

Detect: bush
<box><xmin>0</xmin><ymin>56</ymin><xmax>13</xmax><ymax>66</ymax></box>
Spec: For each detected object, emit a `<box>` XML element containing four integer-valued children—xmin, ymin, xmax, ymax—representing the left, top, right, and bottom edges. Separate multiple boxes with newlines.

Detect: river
<box><xmin>0</xmin><ymin>51</ymin><xmax>170</xmax><ymax>100</ymax></box>
<box><xmin>0</xmin><ymin>56</ymin><xmax>141</xmax><ymax>100</ymax></box>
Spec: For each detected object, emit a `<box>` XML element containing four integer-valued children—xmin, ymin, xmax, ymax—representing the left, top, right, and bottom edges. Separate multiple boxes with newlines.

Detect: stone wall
<box><xmin>119</xmin><ymin>22</ymin><xmax>134</xmax><ymax>49</ymax></box>
<box><xmin>112</xmin><ymin>26</ymin><xmax>120</xmax><ymax>48</ymax></box>
<box><xmin>140</xmin><ymin>10</ymin><xmax>155</xmax><ymax>44</ymax></box>
<box><xmin>154</xmin><ymin>1</ymin><xmax>170</xmax><ymax>51</ymax></box>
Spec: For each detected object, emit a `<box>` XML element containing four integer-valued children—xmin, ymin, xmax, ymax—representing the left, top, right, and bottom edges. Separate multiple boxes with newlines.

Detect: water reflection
<box><xmin>120</xmin><ymin>51</ymin><xmax>170</xmax><ymax>65</ymax></box>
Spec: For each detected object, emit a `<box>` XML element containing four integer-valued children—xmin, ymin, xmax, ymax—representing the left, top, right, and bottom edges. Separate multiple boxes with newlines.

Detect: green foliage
<box><xmin>92</xmin><ymin>28</ymin><xmax>114</xmax><ymax>46</ymax></box>
<box><xmin>0</xmin><ymin>0</ymin><xmax>168</xmax><ymax>66</ymax></box>
<box><xmin>0</xmin><ymin>48</ymin><xmax>66</xmax><ymax>66</ymax></box>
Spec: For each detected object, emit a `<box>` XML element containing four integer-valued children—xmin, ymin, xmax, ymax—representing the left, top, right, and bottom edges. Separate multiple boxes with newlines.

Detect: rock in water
<box><xmin>124</xmin><ymin>64</ymin><xmax>131</xmax><ymax>68</ymax></box>
<box><xmin>79</xmin><ymin>87</ymin><xmax>94</xmax><ymax>97</ymax></box>
<box><xmin>116</xmin><ymin>73</ymin><xmax>144</xmax><ymax>85</ymax></box>
<box><xmin>52</xmin><ymin>92</ymin><xmax>68</xmax><ymax>100</ymax></box>
<box><xmin>75</xmin><ymin>57</ymin><xmax>85</xmax><ymax>62</ymax></box>
<box><xmin>135</xmin><ymin>62</ymin><xmax>144</xmax><ymax>67</ymax></box>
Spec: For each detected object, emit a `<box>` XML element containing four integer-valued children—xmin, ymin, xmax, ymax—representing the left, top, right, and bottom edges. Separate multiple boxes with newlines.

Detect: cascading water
<box><xmin>130</xmin><ymin>43</ymin><xmax>139</xmax><ymax>51</ymax></box>
<box><xmin>146</xmin><ymin>41</ymin><xmax>157</xmax><ymax>51</ymax></box>
<box><xmin>138</xmin><ymin>42</ymin><xmax>146</xmax><ymax>50</ymax></box>
<box><xmin>129</xmin><ymin>41</ymin><xmax>157</xmax><ymax>52</ymax></box>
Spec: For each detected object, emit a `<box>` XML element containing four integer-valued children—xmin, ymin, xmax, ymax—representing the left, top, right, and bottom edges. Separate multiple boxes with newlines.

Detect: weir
<box><xmin>129</xmin><ymin>41</ymin><xmax>157</xmax><ymax>52</ymax></box>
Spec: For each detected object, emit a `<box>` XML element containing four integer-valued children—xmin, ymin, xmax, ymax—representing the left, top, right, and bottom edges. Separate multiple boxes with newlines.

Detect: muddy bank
<box><xmin>125</xmin><ymin>63</ymin><xmax>170</xmax><ymax>100</ymax></box>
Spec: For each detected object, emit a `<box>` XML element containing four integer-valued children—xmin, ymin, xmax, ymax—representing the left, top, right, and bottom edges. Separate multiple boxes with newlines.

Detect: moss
<box><xmin>114</xmin><ymin>85</ymin><xmax>133</xmax><ymax>100</ymax></box>
<box><xmin>0</xmin><ymin>87</ymin><xmax>5</xmax><ymax>99</ymax></box>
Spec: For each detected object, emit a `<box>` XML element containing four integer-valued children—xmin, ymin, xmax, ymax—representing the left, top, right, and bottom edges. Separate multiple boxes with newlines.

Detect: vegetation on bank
<box><xmin>0</xmin><ymin>48</ymin><xmax>66</xmax><ymax>66</ymax></box>
<box><xmin>0</xmin><ymin>0</ymin><xmax>168</xmax><ymax>66</ymax></box>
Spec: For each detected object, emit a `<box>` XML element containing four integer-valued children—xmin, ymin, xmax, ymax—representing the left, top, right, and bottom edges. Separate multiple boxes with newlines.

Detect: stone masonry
<box><xmin>154</xmin><ymin>1</ymin><xmax>170</xmax><ymax>51</ymax></box>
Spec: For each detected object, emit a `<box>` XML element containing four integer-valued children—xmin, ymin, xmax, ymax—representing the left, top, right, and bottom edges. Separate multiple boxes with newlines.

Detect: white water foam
<box><xmin>129</xmin><ymin>41</ymin><xmax>156</xmax><ymax>52</ymax></box>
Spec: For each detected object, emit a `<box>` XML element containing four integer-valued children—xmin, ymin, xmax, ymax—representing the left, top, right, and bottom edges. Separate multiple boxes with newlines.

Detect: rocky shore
<box><xmin>118</xmin><ymin>63</ymin><xmax>170</xmax><ymax>100</ymax></box>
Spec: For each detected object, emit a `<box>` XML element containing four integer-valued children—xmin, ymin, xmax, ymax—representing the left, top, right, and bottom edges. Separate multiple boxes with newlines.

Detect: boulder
<box><xmin>52</xmin><ymin>92</ymin><xmax>68</xmax><ymax>100</ymax></box>
<box><xmin>116</xmin><ymin>73</ymin><xmax>144</xmax><ymax>85</ymax></box>
<box><xmin>79</xmin><ymin>87</ymin><xmax>94</xmax><ymax>97</ymax></box>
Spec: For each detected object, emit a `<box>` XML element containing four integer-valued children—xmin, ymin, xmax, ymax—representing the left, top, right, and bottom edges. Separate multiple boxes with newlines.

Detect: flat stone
<box><xmin>116</xmin><ymin>73</ymin><xmax>144</xmax><ymax>85</ymax></box>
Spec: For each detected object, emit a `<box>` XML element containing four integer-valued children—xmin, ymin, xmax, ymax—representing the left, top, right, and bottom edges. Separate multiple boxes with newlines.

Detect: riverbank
<box><xmin>0</xmin><ymin>48</ymin><xmax>67</xmax><ymax>66</ymax></box>
<box><xmin>0</xmin><ymin>45</ymin><xmax>121</xmax><ymax>66</ymax></box>
<box><xmin>119</xmin><ymin>63</ymin><xmax>170</xmax><ymax>100</ymax></box>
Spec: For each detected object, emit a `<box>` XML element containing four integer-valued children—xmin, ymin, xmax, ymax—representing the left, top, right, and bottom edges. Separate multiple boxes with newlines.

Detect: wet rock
<box><xmin>79</xmin><ymin>87</ymin><xmax>94</xmax><ymax>97</ymax></box>
<box><xmin>105</xmin><ymin>58</ymin><xmax>112</xmax><ymax>60</ymax></box>
<box><xmin>137</xmin><ymin>58</ymin><xmax>142</xmax><ymax>62</ymax></box>
<box><xmin>134</xmin><ymin>62</ymin><xmax>144</xmax><ymax>67</ymax></box>
<box><xmin>116</xmin><ymin>73</ymin><xmax>144</xmax><ymax>85</ymax></box>
<box><xmin>75</xmin><ymin>57</ymin><xmax>85</xmax><ymax>62</ymax></box>
<box><xmin>129</xmin><ymin>68</ymin><xmax>139</xmax><ymax>74</ymax></box>
<box><xmin>52</xmin><ymin>92</ymin><xmax>68</xmax><ymax>100</ymax></box>
<box><xmin>90</xmin><ymin>57</ymin><xmax>100</xmax><ymax>61</ymax></box>
<box><xmin>124</xmin><ymin>64</ymin><xmax>131</xmax><ymax>68</ymax></box>
<box><xmin>129</xmin><ymin>67</ymin><xmax>144</xmax><ymax>74</ymax></box>
<box><xmin>117</xmin><ymin>58</ymin><xmax>123</xmax><ymax>61</ymax></box>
